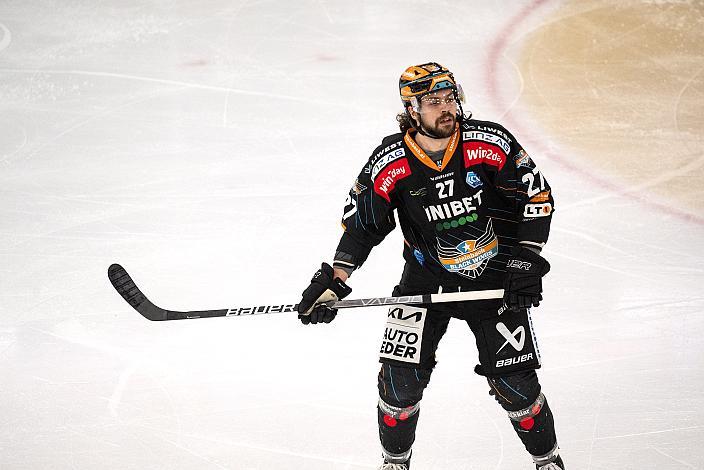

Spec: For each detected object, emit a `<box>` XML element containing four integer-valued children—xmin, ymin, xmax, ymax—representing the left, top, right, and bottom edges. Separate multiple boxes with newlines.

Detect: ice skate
<box><xmin>377</xmin><ymin>463</ymin><xmax>409</xmax><ymax>470</ymax></box>
<box><xmin>378</xmin><ymin>450</ymin><xmax>411</xmax><ymax>470</ymax></box>
<box><xmin>536</xmin><ymin>455</ymin><xmax>564</xmax><ymax>469</ymax></box>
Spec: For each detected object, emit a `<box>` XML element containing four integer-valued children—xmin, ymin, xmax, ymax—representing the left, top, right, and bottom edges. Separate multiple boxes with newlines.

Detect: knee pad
<box><xmin>378</xmin><ymin>364</ymin><xmax>432</xmax><ymax>407</ymax></box>
<box><xmin>488</xmin><ymin>371</ymin><xmax>557</xmax><ymax>456</ymax></box>
<box><xmin>506</xmin><ymin>392</ymin><xmax>546</xmax><ymax>431</ymax></box>
<box><xmin>378</xmin><ymin>397</ymin><xmax>420</xmax><ymax>459</ymax></box>
<box><xmin>378</xmin><ymin>397</ymin><xmax>420</xmax><ymax>428</ymax></box>
<box><xmin>487</xmin><ymin>371</ymin><xmax>544</xmax><ymax>430</ymax></box>
<box><xmin>504</xmin><ymin>391</ymin><xmax>557</xmax><ymax>456</ymax></box>
<box><xmin>377</xmin><ymin>365</ymin><xmax>429</xmax><ymax>458</ymax></box>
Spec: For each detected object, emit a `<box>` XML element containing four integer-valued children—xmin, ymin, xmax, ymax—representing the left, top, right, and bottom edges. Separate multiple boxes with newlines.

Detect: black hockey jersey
<box><xmin>334</xmin><ymin>118</ymin><xmax>554</xmax><ymax>291</ymax></box>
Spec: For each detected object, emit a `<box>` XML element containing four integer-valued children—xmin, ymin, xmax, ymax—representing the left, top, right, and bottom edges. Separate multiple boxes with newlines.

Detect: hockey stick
<box><xmin>108</xmin><ymin>263</ymin><xmax>504</xmax><ymax>321</ymax></box>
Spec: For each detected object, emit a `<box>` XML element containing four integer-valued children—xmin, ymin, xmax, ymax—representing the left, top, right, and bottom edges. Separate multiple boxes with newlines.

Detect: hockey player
<box><xmin>297</xmin><ymin>63</ymin><xmax>564</xmax><ymax>470</ymax></box>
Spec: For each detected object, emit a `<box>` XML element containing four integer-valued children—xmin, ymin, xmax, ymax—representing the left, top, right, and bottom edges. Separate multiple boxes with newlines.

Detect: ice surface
<box><xmin>1</xmin><ymin>1</ymin><xmax>703</xmax><ymax>469</ymax></box>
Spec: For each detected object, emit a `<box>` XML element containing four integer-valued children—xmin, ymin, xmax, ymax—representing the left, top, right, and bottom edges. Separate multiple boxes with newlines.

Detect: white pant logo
<box><xmin>496</xmin><ymin>322</ymin><xmax>525</xmax><ymax>353</ymax></box>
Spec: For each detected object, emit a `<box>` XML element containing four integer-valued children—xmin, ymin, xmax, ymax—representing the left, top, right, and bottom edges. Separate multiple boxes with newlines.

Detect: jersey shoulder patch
<box><xmin>364</xmin><ymin>135</ymin><xmax>404</xmax><ymax>175</ymax></box>
<box><xmin>461</xmin><ymin>119</ymin><xmax>515</xmax><ymax>170</ymax></box>
<box><xmin>363</xmin><ymin>134</ymin><xmax>411</xmax><ymax>202</ymax></box>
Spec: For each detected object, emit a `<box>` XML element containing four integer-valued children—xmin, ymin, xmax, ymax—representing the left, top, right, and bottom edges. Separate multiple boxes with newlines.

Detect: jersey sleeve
<box><xmin>333</xmin><ymin>141</ymin><xmax>405</xmax><ymax>273</ymax></box>
<box><xmin>496</xmin><ymin>139</ymin><xmax>555</xmax><ymax>249</ymax></box>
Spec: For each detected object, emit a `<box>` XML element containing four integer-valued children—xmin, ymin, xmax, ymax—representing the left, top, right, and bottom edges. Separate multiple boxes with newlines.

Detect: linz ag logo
<box><xmin>371</xmin><ymin>148</ymin><xmax>406</xmax><ymax>180</ymax></box>
<box><xmin>365</xmin><ymin>141</ymin><xmax>403</xmax><ymax>173</ymax></box>
<box><xmin>462</xmin><ymin>130</ymin><xmax>511</xmax><ymax>154</ymax></box>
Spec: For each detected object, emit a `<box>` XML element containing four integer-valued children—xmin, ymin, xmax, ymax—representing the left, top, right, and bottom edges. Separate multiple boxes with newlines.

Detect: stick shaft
<box><xmin>108</xmin><ymin>264</ymin><xmax>504</xmax><ymax>321</ymax></box>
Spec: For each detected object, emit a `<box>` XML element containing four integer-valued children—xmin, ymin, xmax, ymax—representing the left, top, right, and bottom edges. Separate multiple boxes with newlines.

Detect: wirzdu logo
<box><xmin>496</xmin><ymin>322</ymin><xmax>525</xmax><ymax>353</ymax></box>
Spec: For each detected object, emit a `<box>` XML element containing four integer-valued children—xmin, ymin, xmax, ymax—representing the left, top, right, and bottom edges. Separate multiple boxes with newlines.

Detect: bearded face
<box><xmin>418</xmin><ymin>110</ymin><xmax>456</xmax><ymax>138</ymax></box>
<box><xmin>410</xmin><ymin>89</ymin><xmax>459</xmax><ymax>138</ymax></box>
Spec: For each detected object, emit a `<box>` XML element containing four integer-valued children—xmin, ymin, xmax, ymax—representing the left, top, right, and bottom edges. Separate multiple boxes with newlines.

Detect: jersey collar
<box><xmin>404</xmin><ymin>125</ymin><xmax>459</xmax><ymax>172</ymax></box>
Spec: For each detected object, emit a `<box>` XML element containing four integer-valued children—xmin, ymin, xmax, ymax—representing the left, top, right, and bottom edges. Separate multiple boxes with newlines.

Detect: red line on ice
<box><xmin>483</xmin><ymin>0</ymin><xmax>704</xmax><ymax>226</ymax></box>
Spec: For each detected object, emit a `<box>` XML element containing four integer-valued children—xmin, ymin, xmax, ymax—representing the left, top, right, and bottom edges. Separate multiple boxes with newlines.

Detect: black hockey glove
<box><xmin>503</xmin><ymin>247</ymin><xmax>551</xmax><ymax>311</ymax></box>
<box><xmin>297</xmin><ymin>262</ymin><xmax>352</xmax><ymax>325</ymax></box>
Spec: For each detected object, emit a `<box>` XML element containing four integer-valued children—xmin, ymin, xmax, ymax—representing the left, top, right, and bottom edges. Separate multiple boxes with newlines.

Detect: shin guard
<box><xmin>506</xmin><ymin>392</ymin><xmax>557</xmax><ymax>456</ymax></box>
<box><xmin>377</xmin><ymin>364</ymin><xmax>430</xmax><ymax>462</ymax></box>
<box><xmin>487</xmin><ymin>371</ymin><xmax>558</xmax><ymax>457</ymax></box>
<box><xmin>378</xmin><ymin>398</ymin><xmax>419</xmax><ymax>462</ymax></box>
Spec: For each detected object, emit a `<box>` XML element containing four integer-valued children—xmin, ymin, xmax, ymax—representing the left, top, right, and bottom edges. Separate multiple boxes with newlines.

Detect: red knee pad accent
<box><xmin>520</xmin><ymin>417</ymin><xmax>535</xmax><ymax>430</ymax></box>
<box><xmin>379</xmin><ymin>398</ymin><xmax>420</xmax><ymax>423</ymax></box>
<box><xmin>382</xmin><ymin>407</ymin><xmax>413</xmax><ymax>426</ymax></box>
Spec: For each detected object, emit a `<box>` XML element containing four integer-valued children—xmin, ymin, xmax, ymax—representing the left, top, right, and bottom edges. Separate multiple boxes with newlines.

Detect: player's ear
<box><xmin>406</xmin><ymin>104</ymin><xmax>420</xmax><ymax>125</ymax></box>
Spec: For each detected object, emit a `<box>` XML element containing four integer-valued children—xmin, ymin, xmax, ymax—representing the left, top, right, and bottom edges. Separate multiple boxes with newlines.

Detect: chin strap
<box><xmin>415</xmin><ymin>122</ymin><xmax>444</xmax><ymax>139</ymax></box>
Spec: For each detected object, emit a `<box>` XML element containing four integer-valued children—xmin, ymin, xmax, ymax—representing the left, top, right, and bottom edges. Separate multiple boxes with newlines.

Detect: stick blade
<box><xmin>108</xmin><ymin>263</ymin><xmax>168</xmax><ymax>321</ymax></box>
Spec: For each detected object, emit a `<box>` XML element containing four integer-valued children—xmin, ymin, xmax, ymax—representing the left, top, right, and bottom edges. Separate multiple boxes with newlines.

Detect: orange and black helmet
<box><xmin>399</xmin><ymin>62</ymin><xmax>459</xmax><ymax>105</ymax></box>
